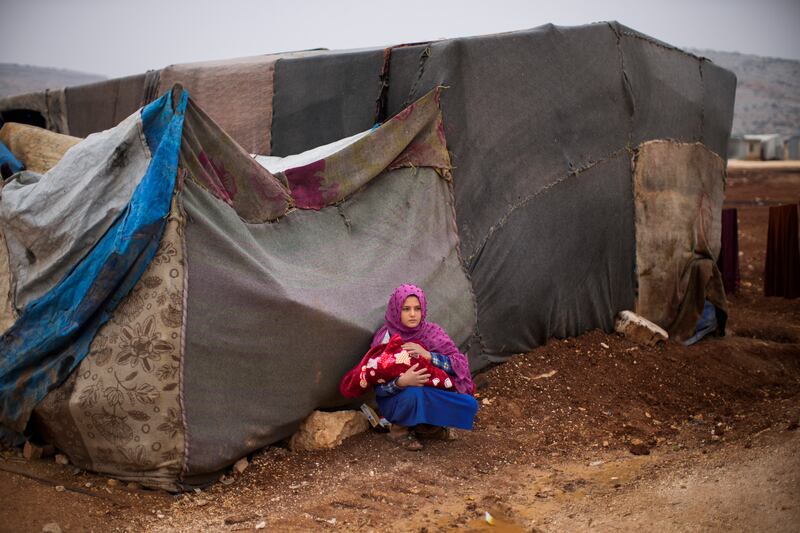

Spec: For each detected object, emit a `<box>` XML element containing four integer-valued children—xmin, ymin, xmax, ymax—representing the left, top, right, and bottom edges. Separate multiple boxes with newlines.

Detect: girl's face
<box><xmin>400</xmin><ymin>295</ymin><xmax>422</xmax><ymax>328</ymax></box>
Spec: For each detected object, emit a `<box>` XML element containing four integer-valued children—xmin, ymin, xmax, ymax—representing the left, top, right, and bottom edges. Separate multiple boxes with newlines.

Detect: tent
<box><xmin>0</xmin><ymin>22</ymin><xmax>734</xmax><ymax>490</ymax></box>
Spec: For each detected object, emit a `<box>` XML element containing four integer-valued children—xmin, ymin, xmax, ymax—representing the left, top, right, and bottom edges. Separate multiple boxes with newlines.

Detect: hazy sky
<box><xmin>1</xmin><ymin>0</ymin><xmax>799</xmax><ymax>78</ymax></box>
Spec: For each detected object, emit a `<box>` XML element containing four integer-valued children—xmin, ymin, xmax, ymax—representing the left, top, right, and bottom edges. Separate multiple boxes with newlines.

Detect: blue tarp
<box><xmin>0</xmin><ymin>139</ymin><xmax>24</xmax><ymax>179</ymax></box>
<box><xmin>0</xmin><ymin>89</ymin><xmax>188</xmax><ymax>432</ymax></box>
<box><xmin>682</xmin><ymin>300</ymin><xmax>718</xmax><ymax>346</ymax></box>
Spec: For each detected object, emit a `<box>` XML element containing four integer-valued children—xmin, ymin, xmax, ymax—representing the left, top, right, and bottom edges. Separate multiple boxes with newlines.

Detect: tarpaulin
<box><xmin>633</xmin><ymin>140</ymin><xmax>727</xmax><ymax>340</ymax></box>
<box><xmin>159</xmin><ymin>51</ymin><xmax>323</xmax><ymax>156</ymax></box>
<box><xmin>180</xmin><ymin>88</ymin><xmax>473</xmax><ymax>478</ymax></box>
<box><xmin>269</xmin><ymin>22</ymin><xmax>736</xmax><ymax>359</ymax></box>
<box><xmin>0</xmin><ymin>89</ymin><xmax>69</xmax><ymax>134</ymax></box>
<box><xmin>0</xmin><ymin>139</ymin><xmax>24</xmax><ymax>178</ymax></box>
<box><xmin>0</xmin><ymin>122</ymin><xmax>81</xmax><ymax>174</ymax></box>
<box><xmin>1</xmin><ymin>118</ymin><xmax>148</xmax><ymax>308</ymax></box>
<box><xmin>66</xmin><ymin>74</ymin><xmax>147</xmax><ymax>138</ymax></box>
<box><xmin>0</xmin><ymin>89</ymin><xmax>187</xmax><ymax>432</ymax></box>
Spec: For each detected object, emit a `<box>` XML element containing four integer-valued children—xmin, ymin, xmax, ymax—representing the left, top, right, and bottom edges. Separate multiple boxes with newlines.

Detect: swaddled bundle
<box><xmin>340</xmin><ymin>334</ymin><xmax>453</xmax><ymax>398</ymax></box>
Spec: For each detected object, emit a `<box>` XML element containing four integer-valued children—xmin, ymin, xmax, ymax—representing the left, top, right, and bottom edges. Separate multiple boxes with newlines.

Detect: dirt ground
<box><xmin>2</xmin><ymin>165</ymin><xmax>799</xmax><ymax>533</ymax></box>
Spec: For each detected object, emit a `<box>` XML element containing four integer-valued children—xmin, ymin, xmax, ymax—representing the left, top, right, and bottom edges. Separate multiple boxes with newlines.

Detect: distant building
<box><xmin>728</xmin><ymin>133</ymin><xmax>785</xmax><ymax>160</ymax></box>
<box><xmin>727</xmin><ymin>136</ymin><xmax>748</xmax><ymax>159</ymax></box>
<box><xmin>783</xmin><ymin>135</ymin><xmax>800</xmax><ymax>160</ymax></box>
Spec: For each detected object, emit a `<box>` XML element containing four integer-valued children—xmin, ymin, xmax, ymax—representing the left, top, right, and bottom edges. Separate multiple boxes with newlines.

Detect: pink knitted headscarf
<box><xmin>371</xmin><ymin>284</ymin><xmax>475</xmax><ymax>395</ymax></box>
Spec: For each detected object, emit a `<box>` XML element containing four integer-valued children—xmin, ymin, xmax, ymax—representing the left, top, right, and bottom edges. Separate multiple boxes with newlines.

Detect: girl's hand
<box><xmin>402</xmin><ymin>342</ymin><xmax>431</xmax><ymax>361</ymax></box>
<box><xmin>397</xmin><ymin>363</ymin><xmax>431</xmax><ymax>387</ymax></box>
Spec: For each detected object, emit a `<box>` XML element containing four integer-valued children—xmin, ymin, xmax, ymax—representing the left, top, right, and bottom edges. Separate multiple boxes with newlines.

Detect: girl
<box><xmin>372</xmin><ymin>284</ymin><xmax>478</xmax><ymax>450</ymax></box>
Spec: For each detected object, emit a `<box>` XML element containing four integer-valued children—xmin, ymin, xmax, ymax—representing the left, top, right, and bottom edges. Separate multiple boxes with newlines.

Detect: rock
<box><xmin>127</xmin><ymin>482</ymin><xmax>141</xmax><ymax>490</ymax></box>
<box><xmin>224</xmin><ymin>513</ymin><xmax>254</xmax><ymax>525</ymax></box>
<box><xmin>54</xmin><ymin>454</ymin><xmax>69</xmax><ymax>466</ymax></box>
<box><xmin>195</xmin><ymin>498</ymin><xmax>209</xmax><ymax>506</ymax></box>
<box><xmin>629</xmin><ymin>443</ymin><xmax>650</xmax><ymax>455</ymax></box>
<box><xmin>614</xmin><ymin>311</ymin><xmax>668</xmax><ymax>346</ymax></box>
<box><xmin>289</xmin><ymin>410</ymin><xmax>369</xmax><ymax>452</ymax></box>
<box><xmin>505</xmin><ymin>400</ymin><xmax>524</xmax><ymax>419</ymax></box>
<box><xmin>473</xmin><ymin>372</ymin><xmax>490</xmax><ymax>390</ymax></box>
<box><xmin>41</xmin><ymin>523</ymin><xmax>62</xmax><ymax>533</ymax></box>
<box><xmin>106</xmin><ymin>478</ymin><xmax>121</xmax><ymax>487</ymax></box>
<box><xmin>233</xmin><ymin>457</ymin><xmax>249</xmax><ymax>474</ymax></box>
<box><xmin>23</xmin><ymin>441</ymin><xmax>43</xmax><ymax>461</ymax></box>
<box><xmin>630</xmin><ymin>438</ymin><xmax>644</xmax><ymax>446</ymax></box>
<box><xmin>255</xmin><ymin>521</ymin><xmax>267</xmax><ymax>530</ymax></box>
<box><xmin>54</xmin><ymin>485</ymin><xmax>65</xmax><ymax>492</ymax></box>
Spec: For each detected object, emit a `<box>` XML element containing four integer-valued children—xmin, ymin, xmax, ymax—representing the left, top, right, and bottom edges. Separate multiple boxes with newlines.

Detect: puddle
<box><xmin>463</xmin><ymin>509</ymin><xmax>526</xmax><ymax>532</ymax></box>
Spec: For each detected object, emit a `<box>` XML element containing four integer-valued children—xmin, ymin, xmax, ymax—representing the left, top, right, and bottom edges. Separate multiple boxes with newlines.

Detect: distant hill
<box><xmin>0</xmin><ymin>63</ymin><xmax>106</xmax><ymax>99</ymax></box>
<box><xmin>690</xmin><ymin>49</ymin><xmax>800</xmax><ymax>136</ymax></box>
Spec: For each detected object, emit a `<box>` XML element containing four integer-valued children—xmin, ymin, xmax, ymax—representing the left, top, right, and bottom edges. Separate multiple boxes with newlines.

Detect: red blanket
<box><xmin>339</xmin><ymin>334</ymin><xmax>454</xmax><ymax>398</ymax></box>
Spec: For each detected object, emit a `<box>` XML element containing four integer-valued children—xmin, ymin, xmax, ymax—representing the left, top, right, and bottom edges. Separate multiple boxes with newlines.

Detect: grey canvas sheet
<box><xmin>470</xmin><ymin>154</ymin><xmax>636</xmax><ymax>362</ymax></box>
<box><xmin>181</xmin><ymin>164</ymin><xmax>475</xmax><ymax>475</ymax></box>
<box><xmin>65</xmin><ymin>74</ymin><xmax>146</xmax><ymax>137</ymax></box>
<box><xmin>269</xmin><ymin>22</ymin><xmax>736</xmax><ymax>359</ymax></box>
<box><xmin>0</xmin><ymin>112</ymin><xmax>150</xmax><ymax>308</ymax></box>
<box><xmin>270</xmin><ymin>48</ymin><xmax>386</xmax><ymax>155</ymax></box>
<box><xmin>0</xmin><ymin>89</ymin><xmax>69</xmax><ymax>134</ymax></box>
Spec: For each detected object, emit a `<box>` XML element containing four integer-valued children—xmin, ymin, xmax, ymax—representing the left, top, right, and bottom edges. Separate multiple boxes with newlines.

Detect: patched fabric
<box><xmin>0</xmin><ymin>116</ymin><xmax>147</xmax><ymax>308</ymax></box>
<box><xmin>180</xmin><ymin>97</ymin><xmax>291</xmax><ymax>223</ymax></box>
<box><xmin>0</xmin><ymin>89</ymin><xmax>186</xmax><ymax>434</ymax></box>
<box><xmin>633</xmin><ymin>140</ymin><xmax>728</xmax><ymax>340</ymax></box>
<box><xmin>66</xmin><ymin>74</ymin><xmax>147</xmax><ymax>138</ymax></box>
<box><xmin>159</xmin><ymin>52</ymin><xmax>321</xmax><ymax>156</ymax></box>
<box><xmin>0</xmin><ymin>122</ymin><xmax>81</xmax><ymax>175</ymax></box>
<box><xmin>0</xmin><ymin>230</ymin><xmax>16</xmax><ymax>335</ymax></box>
<box><xmin>283</xmin><ymin>88</ymin><xmax>451</xmax><ymax>209</ymax></box>
<box><xmin>57</xmin><ymin>197</ymin><xmax>187</xmax><ymax>491</ymax></box>
<box><xmin>30</xmin><ymin>372</ymin><xmax>92</xmax><ymax>470</ymax></box>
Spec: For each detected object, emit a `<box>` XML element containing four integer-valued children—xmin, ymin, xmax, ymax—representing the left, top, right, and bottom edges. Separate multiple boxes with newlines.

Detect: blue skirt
<box><xmin>376</xmin><ymin>387</ymin><xmax>478</xmax><ymax>430</ymax></box>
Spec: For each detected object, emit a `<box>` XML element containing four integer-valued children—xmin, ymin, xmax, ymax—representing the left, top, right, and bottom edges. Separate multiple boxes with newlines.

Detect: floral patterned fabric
<box><xmin>0</xmin><ymin>230</ymin><xmax>15</xmax><ymax>335</ymax></box>
<box><xmin>33</xmin><ymin>195</ymin><xmax>187</xmax><ymax>491</ymax></box>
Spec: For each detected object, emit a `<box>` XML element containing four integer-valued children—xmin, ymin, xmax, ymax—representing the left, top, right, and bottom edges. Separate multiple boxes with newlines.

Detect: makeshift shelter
<box><xmin>0</xmin><ymin>22</ymin><xmax>736</xmax><ymax>490</ymax></box>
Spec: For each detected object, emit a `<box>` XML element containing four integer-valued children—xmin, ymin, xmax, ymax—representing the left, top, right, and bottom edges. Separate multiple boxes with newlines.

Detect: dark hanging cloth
<box><xmin>717</xmin><ymin>208</ymin><xmax>739</xmax><ymax>295</ymax></box>
<box><xmin>764</xmin><ymin>203</ymin><xmax>800</xmax><ymax>298</ymax></box>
